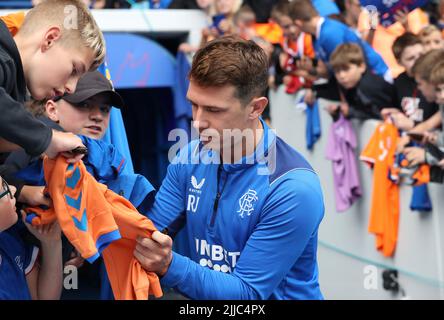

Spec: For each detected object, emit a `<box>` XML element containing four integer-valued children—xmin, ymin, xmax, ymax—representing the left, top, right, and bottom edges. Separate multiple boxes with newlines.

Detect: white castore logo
<box><xmin>191</xmin><ymin>176</ymin><xmax>205</xmax><ymax>189</ymax></box>
<box><xmin>238</xmin><ymin>189</ymin><xmax>258</xmax><ymax>218</ymax></box>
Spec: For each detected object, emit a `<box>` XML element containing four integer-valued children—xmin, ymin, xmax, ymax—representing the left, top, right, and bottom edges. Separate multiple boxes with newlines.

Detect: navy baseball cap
<box><xmin>60</xmin><ymin>71</ymin><xmax>124</xmax><ymax>108</ymax></box>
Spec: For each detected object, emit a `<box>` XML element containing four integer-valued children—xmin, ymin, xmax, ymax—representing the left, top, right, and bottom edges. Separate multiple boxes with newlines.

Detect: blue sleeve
<box><xmin>341</xmin><ymin>29</ymin><xmax>388</xmax><ymax>77</ymax></box>
<box><xmin>359</xmin><ymin>41</ymin><xmax>389</xmax><ymax>77</ymax></box>
<box><xmin>318</xmin><ymin>31</ymin><xmax>345</xmax><ymax>63</ymax></box>
<box><xmin>160</xmin><ymin>170</ymin><xmax>325</xmax><ymax>300</ymax></box>
<box><xmin>146</xmin><ymin>147</ymin><xmax>188</xmax><ymax>234</ymax></box>
<box><xmin>80</xmin><ymin>136</ymin><xmax>126</xmax><ymax>181</ymax></box>
<box><xmin>320</xmin><ymin>22</ymin><xmax>388</xmax><ymax>77</ymax></box>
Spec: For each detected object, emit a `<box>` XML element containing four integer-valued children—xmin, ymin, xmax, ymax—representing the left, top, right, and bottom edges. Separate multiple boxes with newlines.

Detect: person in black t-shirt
<box><xmin>381</xmin><ymin>33</ymin><xmax>439</xmax><ymax>131</ymax></box>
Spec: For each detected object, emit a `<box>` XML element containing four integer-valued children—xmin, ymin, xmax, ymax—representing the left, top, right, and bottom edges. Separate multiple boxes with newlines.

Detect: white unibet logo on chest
<box><xmin>195</xmin><ymin>238</ymin><xmax>241</xmax><ymax>273</ymax></box>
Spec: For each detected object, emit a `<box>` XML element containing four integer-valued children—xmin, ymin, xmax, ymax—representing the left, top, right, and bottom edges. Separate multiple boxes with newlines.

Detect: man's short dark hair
<box><xmin>189</xmin><ymin>35</ymin><xmax>269</xmax><ymax>105</ymax></box>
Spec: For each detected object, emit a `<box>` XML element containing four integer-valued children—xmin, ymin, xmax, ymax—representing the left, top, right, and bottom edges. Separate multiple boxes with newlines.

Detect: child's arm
<box><xmin>410</xmin><ymin>111</ymin><xmax>442</xmax><ymax>134</ymax></box>
<box><xmin>23</xmin><ymin>216</ymin><xmax>63</xmax><ymax>300</ymax></box>
<box><xmin>0</xmin><ymin>60</ymin><xmax>85</xmax><ymax>161</ymax></box>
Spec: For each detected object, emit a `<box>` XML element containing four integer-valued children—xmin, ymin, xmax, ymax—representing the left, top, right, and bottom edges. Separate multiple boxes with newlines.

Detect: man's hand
<box><xmin>18</xmin><ymin>185</ymin><xmax>51</xmax><ymax>207</ymax></box>
<box><xmin>134</xmin><ymin>231</ymin><xmax>173</xmax><ymax>276</ymax></box>
<box><xmin>403</xmin><ymin>147</ymin><xmax>426</xmax><ymax>167</ymax></box>
<box><xmin>45</xmin><ymin>130</ymin><xmax>85</xmax><ymax>163</ymax></box>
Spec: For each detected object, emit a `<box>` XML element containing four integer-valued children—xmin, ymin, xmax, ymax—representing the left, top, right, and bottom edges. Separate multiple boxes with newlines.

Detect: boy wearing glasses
<box><xmin>0</xmin><ymin>176</ymin><xmax>63</xmax><ymax>299</ymax></box>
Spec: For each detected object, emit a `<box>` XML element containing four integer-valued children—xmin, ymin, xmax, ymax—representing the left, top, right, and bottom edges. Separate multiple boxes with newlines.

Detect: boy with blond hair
<box><xmin>418</xmin><ymin>25</ymin><xmax>444</xmax><ymax>53</ymax></box>
<box><xmin>0</xmin><ymin>0</ymin><xmax>106</xmax><ymax>300</ymax></box>
<box><xmin>0</xmin><ymin>0</ymin><xmax>105</xmax><ymax>161</ymax></box>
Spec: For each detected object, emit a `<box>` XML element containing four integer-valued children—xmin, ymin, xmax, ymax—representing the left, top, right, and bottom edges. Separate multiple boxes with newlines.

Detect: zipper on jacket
<box><xmin>210</xmin><ymin>163</ymin><xmax>226</xmax><ymax>227</ymax></box>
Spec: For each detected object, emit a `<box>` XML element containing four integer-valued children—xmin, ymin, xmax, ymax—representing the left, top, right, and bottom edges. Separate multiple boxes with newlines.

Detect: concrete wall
<box><xmin>270</xmin><ymin>86</ymin><xmax>444</xmax><ymax>300</ymax></box>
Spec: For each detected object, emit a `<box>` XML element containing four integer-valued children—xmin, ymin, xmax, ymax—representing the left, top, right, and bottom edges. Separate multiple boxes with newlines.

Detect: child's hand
<box><xmin>304</xmin><ymin>89</ymin><xmax>316</xmax><ymax>105</ymax></box>
<box><xmin>268</xmin><ymin>75</ymin><xmax>276</xmax><ymax>90</ymax></box>
<box><xmin>438</xmin><ymin>158</ymin><xmax>444</xmax><ymax>169</ymax></box>
<box><xmin>325</xmin><ymin>104</ymin><xmax>339</xmax><ymax>116</ymax></box>
<box><xmin>218</xmin><ymin>19</ymin><xmax>231</xmax><ymax>33</ymax></box>
<box><xmin>296</xmin><ymin>56</ymin><xmax>313</xmax><ymax>72</ymax></box>
<box><xmin>422</xmin><ymin>131</ymin><xmax>438</xmax><ymax>145</ymax></box>
<box><xmin>202</xmin><ymin>27</ymin><xmax>211</xmax><ymax>37</ymax></box>
<box><xmin>393</xmin><ymin>7</ymin><xmax>410</xmax><ymax>31</ymax></box>
<box><xmin>22</xmin><ymin>211</ymin><xmax>61</xmax><ymax>245</ymax></box>
<box><xmin>46</xmin><ymin>130</ymin><xmax>85</xmax><ymax>163</ymax></box>
<box><xmin>391</xmin><ymin>112</ymin><xmax>414</xmax><ymax>131</ymax></box>
<box><xmin>178</xmin><ymin>43</ymin><xmax>196</xmax><ymax>54</ymax></box>
<box><xmin>283</xmin><ymin>75</ymin><xmax>292</xmax><ymax>86</ymax></box>
<box><xmin>403</xmin><ymin>147</ymin><xmax>426</xmax><ymax>167</ymax></box>
<box><xmin>396</xmin><ymin>135</ymin><xmax>411</xmax><ymax>153</ymax></box>
<box><xmin>380</xmin><ymin>108</ymin><xmax>401</xmax><ymax>119</ymax></box>
<box><xmin>65</xmin><ymin>250</ymin><xmax>84</xmax><ymax>269</ymax></box>
<box><xmin>18</xmin><ymin>186</ymin><xmax>51</xmax><ymax>207</ymax></box>
<box><xmin>339</xmin><ymin>102</ymin><xmax>349</xmax><ymax>117</ymax></box>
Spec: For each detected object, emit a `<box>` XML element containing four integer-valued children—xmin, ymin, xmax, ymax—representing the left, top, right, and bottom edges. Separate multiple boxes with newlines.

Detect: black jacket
<box><xmin>0</xmin><ymin>20</ymin><xmax>52</xmax><ymax>157</ymax></box>
<box><xmin>314</xmin><ymin>69</ymin><xmax>397</xmax><ymax>120</ymax></box>
<box><xmin>1</xmin><ymin>116</ymin><xmax>62</xmax><ymax>199</ymax></box>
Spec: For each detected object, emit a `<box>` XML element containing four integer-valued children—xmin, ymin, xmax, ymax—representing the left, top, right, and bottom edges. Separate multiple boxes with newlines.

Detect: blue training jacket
<box><xmin>148</xmin><ymin>119</ymin><xmax>325</xmax><ymax>300</ymax></box>
<box><xmin>315</xmin><ymin>18</ymin><xmax>390</xmax><ymax>79</ymax></box>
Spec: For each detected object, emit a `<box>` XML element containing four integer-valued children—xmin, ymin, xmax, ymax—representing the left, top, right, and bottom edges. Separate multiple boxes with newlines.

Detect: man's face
<box><xmin>422</xmin><ymin>31</ymin><xmax>444</xmax><ymax>52</ymax></box>
<box><xmin>27</xmin><ymin>37</ymin><xmax>94</xmax><ymax>100</ymax></box>
<box><xmin>415</xmin><ymin>75</ymin><xmax>436</xmax><ymax>103</ymax></box>
<box><xmin>399</xmin><ymin>44</ymin><xmax>423</xmax><ymax>76</ymax></box>
<box><xmin>334</xmin><ymin>63</ymin><xmax>366</xmax><ymax>89</ymax></box>
<box><xmin>435</xmin><ymin>83</ymin><xmax>444</xmax><ymax>105</ymax></box>
<box><xmin>187</xmin><ymin>81</ymin><xmax>254</xmax><ymax>153</ymax></box>
<box><xmin>278</xmin><ymin>15</ymin><xmax>301</xmax><ymax>41</ymax></box>
<box><xmin>48</xmin><ymin>94</ymin><xmax>111</xmax><ymax>139</ymax></box>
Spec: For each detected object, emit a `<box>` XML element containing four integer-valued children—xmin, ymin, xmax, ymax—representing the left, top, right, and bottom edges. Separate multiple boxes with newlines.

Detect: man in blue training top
<box><xmin>133</xmin><ymin>35</ymin><xmax>325</xmax><ymax>300</ymax></box>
